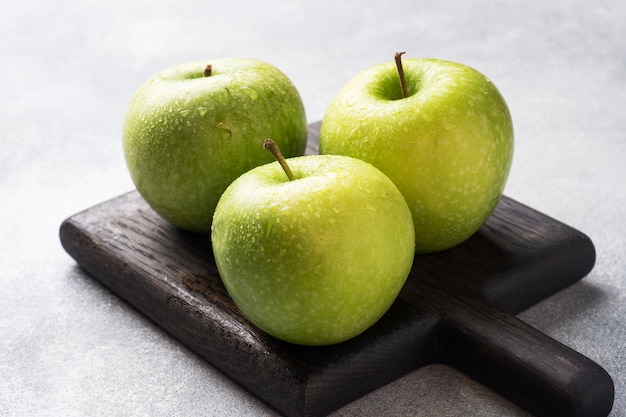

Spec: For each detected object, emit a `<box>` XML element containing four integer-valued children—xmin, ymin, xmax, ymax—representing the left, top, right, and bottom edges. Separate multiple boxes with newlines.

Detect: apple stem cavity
<box><xmin>264</xmin><ymin>138</ymin><xmax>295</xmax><ymax>181</ymax></box>
<box><xmin>394</xmin><ymin>51</ymin><xmax>409</xmax><ymax>99</ymax></box>
<box><xmin>204</xmin><ymin>64</ymin><xmax>212</xmax><ymax>77</ymax></box>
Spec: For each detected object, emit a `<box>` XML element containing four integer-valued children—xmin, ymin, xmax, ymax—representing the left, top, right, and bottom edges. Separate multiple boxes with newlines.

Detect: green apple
<box><xmin>122</xmin><ymin>58</ymin><xmax>308</xmax><ymax>233</ymax></box>
<box><xmin>211</xmin><ymin>141</ymin><xmax>415</xmax><ymax>346</ymax></box>
<box><xmin>319</xmin><ymin>56</ymin><xmax>514</xmax><ymax>253</ymax></box>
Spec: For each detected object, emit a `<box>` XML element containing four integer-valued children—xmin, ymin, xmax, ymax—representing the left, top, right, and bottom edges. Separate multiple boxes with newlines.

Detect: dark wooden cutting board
<box><xmin>59</xmin><ymin>122</ymin><xmax>614</xmax><ymax>417</ymax></box>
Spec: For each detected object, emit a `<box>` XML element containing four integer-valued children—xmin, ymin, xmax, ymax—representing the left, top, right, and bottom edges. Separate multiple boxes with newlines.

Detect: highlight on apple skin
<box><xmin>122</xmin><ymin>58</ymin><xmax>308</xmax><ymax>233</ymax></box>
<box><xmin>211</xmin><ymin>153</ymin><xmax>416</xmax><ymax>346</ymax></box>
<box><xmin>319</xmin><ymin>56</ymin><xmax>514</xmax><ymax>253</ymax></box>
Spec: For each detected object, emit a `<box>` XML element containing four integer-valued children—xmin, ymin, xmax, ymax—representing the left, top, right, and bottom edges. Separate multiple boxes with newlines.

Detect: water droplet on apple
<box><xmin>179</xmin><ymin>109</ymin><xmax>191</xmax><ymax>118</ymax></box>
<box><xmin>241</xmin><ymin>86</ymin><xmax>259</xmax><ymax>101</ymax></box>
<box><xmin>216</xmin><ymin>122</ymin><xmax>232</xmax><ymax>139</ymax></box>
<box><xmin>197</xmin><ymin>107</ymin><xmax>208</xmax><ymax>117</ymax></box>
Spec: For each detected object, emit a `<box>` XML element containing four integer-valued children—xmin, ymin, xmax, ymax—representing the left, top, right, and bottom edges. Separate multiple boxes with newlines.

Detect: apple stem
<box><xmin>204</xmin><ymin>64</ymin><xmax>212</xmax><ymax>77</ymax></box>
<box><xmin>394</xmin><ymin>51</ymin><xmax>409</xmax><ymax>98</ymax></box>
<box><xmin>264</xmin><ymin>138</ymin><xmax>295</xmax><ymax>181</ymax></box>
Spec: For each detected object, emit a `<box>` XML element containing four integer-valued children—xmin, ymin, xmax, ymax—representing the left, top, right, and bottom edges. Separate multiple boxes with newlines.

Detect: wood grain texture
<box><xmin>59</xmin><ymin>122</ymin><xmax>614</xmax><ymax>417</ymax></box>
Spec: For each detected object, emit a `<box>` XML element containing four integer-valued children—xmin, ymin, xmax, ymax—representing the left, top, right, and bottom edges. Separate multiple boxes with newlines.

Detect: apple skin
<box><xmin>319</xmin><ymin>58</ymin><xmax>514</xmax><ymax>253</ymax></box>
<box><xmin>211</xmin><ymin>154</ymin><xmax>415</xmax><ymax>346</ymax></box>
<box><xmin>122</xmin><ymin>58</ymin><xmax>308</xmax><ymax>233</ymax></box>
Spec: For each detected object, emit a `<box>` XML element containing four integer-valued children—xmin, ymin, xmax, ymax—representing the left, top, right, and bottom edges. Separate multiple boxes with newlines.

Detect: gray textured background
<box><xmin>1</xmin><ymin>0</ymin><xmax>624</xmax><ymax>416</ymax></box>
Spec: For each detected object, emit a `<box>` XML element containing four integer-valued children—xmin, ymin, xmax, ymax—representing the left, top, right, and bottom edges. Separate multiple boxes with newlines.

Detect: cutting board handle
<box><xmin>440</xmin><ymin>299</ymin><xmax>614</xmax><ymax>417</ymax></box>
